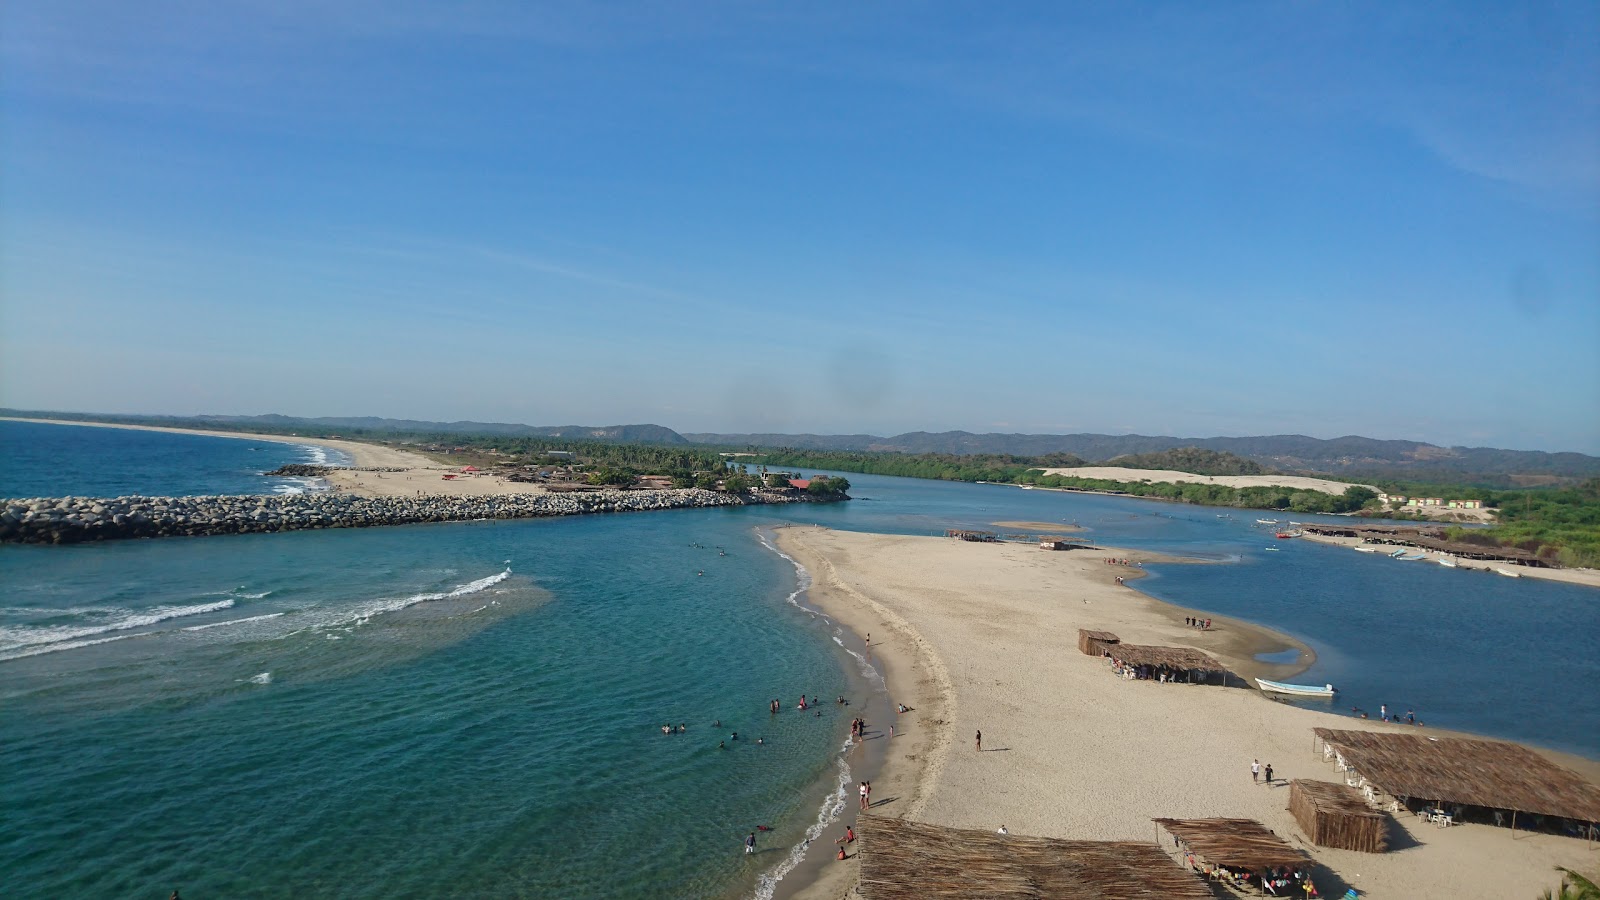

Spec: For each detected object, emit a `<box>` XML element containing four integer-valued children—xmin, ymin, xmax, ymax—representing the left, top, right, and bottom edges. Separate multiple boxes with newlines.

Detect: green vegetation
<box><xmin>1539</xmin><ymin>866</ymin><xmax>1600</xmax><ymax>900</ymax></box>
<box><xmin>1105</xmin><ymin>447</ymin><xmax>1265</xmax><ymax>476</ymax></box>
<box><xmin>753</xmin><ymin>450</ymin><xmax>1079</xmax><ymax>484</ymax></box>
<box><xmin>806</xmin><ymin>475</ymin><xmax>851</xmax><ymax>497</ymax></box>
<box><xmin>1445</xmin><ymin>479</ymin><xmax>1600</xmax><ymax>568</ymax></box>
<box><xmin>1017</xmin><ymin>473</ymin><xmax>1378</xmax><ymax>514</ymax></box>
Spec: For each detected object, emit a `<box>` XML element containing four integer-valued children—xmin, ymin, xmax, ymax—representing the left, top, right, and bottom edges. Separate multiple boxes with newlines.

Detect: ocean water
<box><xmin>3</xmin><ymin>428</ymin><xmax>1598</xmax><ymax>898</ymax></box>
<box><xmin>0</xmin><ymin>420</ymin><xmax>351</xmax><ymax>497</ymax></box>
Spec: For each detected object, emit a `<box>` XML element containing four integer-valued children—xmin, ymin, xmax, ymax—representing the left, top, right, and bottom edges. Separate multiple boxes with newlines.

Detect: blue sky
<box><xmin>3</xmin><ymin>2</ymin><xmax>1597</xmax><ymax>452</ymax></box>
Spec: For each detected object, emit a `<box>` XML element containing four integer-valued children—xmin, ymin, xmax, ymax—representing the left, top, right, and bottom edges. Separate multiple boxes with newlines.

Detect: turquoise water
<box><xmin>3</xmin><ymin>425</ymin><xmax>1598</xmax><ymax>898</ymax></box>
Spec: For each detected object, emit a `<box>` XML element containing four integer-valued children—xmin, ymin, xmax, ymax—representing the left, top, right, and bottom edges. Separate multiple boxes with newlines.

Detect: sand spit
<box><xmin>777</xmin><ymin>527</ymin><xmax>1599</xmax><ymax>900</ymax></box>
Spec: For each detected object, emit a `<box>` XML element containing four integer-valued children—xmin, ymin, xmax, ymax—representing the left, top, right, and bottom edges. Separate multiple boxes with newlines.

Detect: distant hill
<box><xmin>1</xmin><ymin>410</ymin><xmax>690</xmax><ymax>446</ymax></box>
<box><xmin>1106</xmin><ymin>448</ymin><xmax>1266</xmax><ymax>476</ymax></box>
<box><xmin>685</xmin><ymin>430</ymin><xmax>1600</xmax><ymax>483</ymax></box>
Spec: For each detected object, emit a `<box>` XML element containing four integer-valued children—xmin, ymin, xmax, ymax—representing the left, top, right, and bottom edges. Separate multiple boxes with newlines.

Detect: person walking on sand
<box><xmin>976</xmin><ymin>729</ymin><xmax>982</xmax><ymax>751</ymax></box>
<box><xmin>1264</xmin><ymin>763</ymin><xmax>1274</xmax><ymax>784</ymax></box>
<box><xmin>859</xmin><ymin>781</ymin><xmax>869</xmax><ymax>810</ymax></box>
<box><xmin>1252</xmin><ymin>759</ymin><xmax>1261</xmax><ymax>783</ymax></box>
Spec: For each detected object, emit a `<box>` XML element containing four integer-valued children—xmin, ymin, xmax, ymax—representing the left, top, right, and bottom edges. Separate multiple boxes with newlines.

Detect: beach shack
<box><xmin>1108</xmin><ymin>643</ymin><xmax>1230</xmax><ymax>685</ymax></box>
<box><xmin>1077</xmin><ymin>629</ymin><xmax>1120</xmax><ymax>656</ymax></box>
<box><xmin>944</xmin><ymin>529</ymin><xmax>998</xmax><ymax>542</ymax></box>
<box><xmin>857</xmin><ymin>815</ymin><xmax>1211</xmax><ymax>899</ymax></box>
<box><xmin>1040</xmin><ymin>538</ymin><xmax>1074</xmax><ymax>550</ymax></box>
<box><xmin>1313</xmin><ymin>729</ymin><xmax>1600</xmax><ymax>837</ymax></box>
<box><xmin>1154</xmin><ymin>817</ymin><xmax>1314</xmax><ymax>896</ymax></box>
<box><xmin>1289</xmin><ymin>779</ymin><xmax>1388</xmax><ymax>853</ymax></box>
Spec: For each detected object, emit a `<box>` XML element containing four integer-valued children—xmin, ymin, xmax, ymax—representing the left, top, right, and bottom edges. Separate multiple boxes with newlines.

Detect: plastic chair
<box><xmin>1342</xmin><ymin>890</ymin><xmax>1360</xmax><ymax>900</ymax></box>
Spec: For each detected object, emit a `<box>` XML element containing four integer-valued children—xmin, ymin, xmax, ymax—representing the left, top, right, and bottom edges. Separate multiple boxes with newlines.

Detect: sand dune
<box><xmin>1036</xmin><ymin>466</ymin><xmax>1374</xmax><ymax>495</ymax></box>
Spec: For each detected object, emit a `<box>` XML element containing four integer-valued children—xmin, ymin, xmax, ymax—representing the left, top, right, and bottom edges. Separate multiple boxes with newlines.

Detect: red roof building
<box><xmin>789</xmin><ymin>478</ymin><xmax>811</xmax><ymax>490</ymax></box>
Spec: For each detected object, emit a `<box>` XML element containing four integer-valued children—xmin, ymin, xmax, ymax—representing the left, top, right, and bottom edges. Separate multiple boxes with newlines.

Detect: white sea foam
<box><xmin>753</xmin><ymin>529</ymin><xmax>878</xmax><ymax>899</ymax></box>
<box><xmin>0</xmin><ymin>598</ymin><xmax>237</xmax><ymax>654</ymax></box>
<box><xmin>754</xmin><ymin>756</ymin><xmax>853</xmax><ymax>900</ymax></box>
<box><xmin>183</xmin><ymin>612</ymin><xmax>286</xmax><ymax>632</ymax></box>
<box><xmin>247</xmin><ymin>672</ymin><xmax>272</xmax><ymax>684</ymax></box>
<box><xmin>321</xmin><ymin>568</ymin><xmax>513</xmax><ymax>630</ymax></box>
<box><xmin>234</xmin><ymin>590</ymin><xmax>273</xmax><ymax>600</ymax></box>
<box><xmin>0</xmin><ymin>631</ymin><xmax>143</xmax><ymax>661</ymax></box>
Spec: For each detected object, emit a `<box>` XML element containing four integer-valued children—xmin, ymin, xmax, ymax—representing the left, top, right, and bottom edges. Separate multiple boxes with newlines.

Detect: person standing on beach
<box><xmin>1252</xmin><ymin>759</ymin><xmax>1261</xmax><ymax>783</ymax></box>
<box><xmin>1380</xmin><ymin>704</ymin><xmax>1388</xmax><ymax>722</ymax></box>
<box><xmin>1264</xmin><ymin>763</ymin><xmax>1274</xmax><ymax>783</ymax></box>
<box><xmin>976</xmin><ymin>729</ymin><xmax>982</xmax><ymax>751</ymax></box>
<box><xmin>746</xmin><ymin>832</ymin><xmax>756</xmax><ymax>854</ymax></box>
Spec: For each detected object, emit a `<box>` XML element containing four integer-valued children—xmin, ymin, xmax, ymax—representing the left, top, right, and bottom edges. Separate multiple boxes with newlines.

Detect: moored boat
<box><xmin>1352</xmin><ymin>545</ymin><xmax>1378</xmax><ymax>553</ymax></box>
<box><xmin>1497</xmin><ymin>568</ymin><xmax>1522</xmax><ymax>578</ymax></box>
<box><xmin>1256</xmin><ymin>678</ymin><xmax>1336</xmax><ymax>697</ymax></box>
<box><xmin>1256</xmin><ymin>518</ymin><xmax>1279</xmax><ymax>525</ymax></box>
<box><xmin>1438</xmin><ymin>557</ymin><xmax>1457</xmax><ymax>568</ymax></box>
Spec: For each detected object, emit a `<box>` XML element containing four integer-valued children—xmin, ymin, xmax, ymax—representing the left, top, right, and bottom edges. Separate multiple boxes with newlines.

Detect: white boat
<box><xmin>1256</xmin><ymin>518</ymin><xmax>1279</xmax><ymax>525</ymax></box>
<box><xmin>1438</xmin><ymin>557</ymin><xmax>1457</xmax><ymax>568</ymax></box>
<box><xmin>1497</xmin><ymin>568</ymin><xmax>1522</xmax><ymax>578</ymax></box>
<box><xmin>1396</xmin><ymin>553</ymin><xmax>1427</xmax><ymax>561</ymax></box>
<box><xmin>1353</xmin><ymin>546</ymin><xmax>1378</xmax><ymax>553</ymax></box>
<box><xmin>1256</xmin><ymin>678</ymin><xmax>1336</xmax><ymax>697</ymax></box>
<box><xmin>1389</xmin><ymin>549</ymin><xmax>1406</xmax><ymax>557</ymax></box>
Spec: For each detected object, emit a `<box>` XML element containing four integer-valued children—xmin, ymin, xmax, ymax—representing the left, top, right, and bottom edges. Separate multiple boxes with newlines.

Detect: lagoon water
<box><xmin>2</xmin><ymin>421</ymin><xmax>1597</xmax><ymax>897</ymax></box>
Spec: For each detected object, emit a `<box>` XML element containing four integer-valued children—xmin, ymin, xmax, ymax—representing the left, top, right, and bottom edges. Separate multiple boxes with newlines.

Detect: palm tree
<box><xmin>1541</xmin><ymin>867</ymin><xmax>1600</xmax><ymax>900</ymax></box>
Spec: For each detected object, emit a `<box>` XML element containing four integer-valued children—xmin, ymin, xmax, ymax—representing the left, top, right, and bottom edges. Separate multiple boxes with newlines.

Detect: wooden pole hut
<box><xmin>857</xmin><ymin>815</ymin><xmax>1211</xmax><ymax>899</ymax></box>
<box><xmin>1077</xmin><ymin>629</ymin><xmax>1119</xmax><ymax>656</ymax></box>
<box><xmin>1289</xmin><ymin>779</ymin><xmax>1388</xmax><ymax>853</ymax></box>
<box><xmin>1107</xmin><ymin>644</ymin><xmax>1231</xmax><ymax>685</ymax></box>
<box><xmin>1153</xmin><ymin>818</ymin><xmax>1313</xmax><ymax>895</ymax></box>
<box><xmin>1312</xmin><ymin>728</ymin><xmax>1600</xmax><ymax>834</ymax></box>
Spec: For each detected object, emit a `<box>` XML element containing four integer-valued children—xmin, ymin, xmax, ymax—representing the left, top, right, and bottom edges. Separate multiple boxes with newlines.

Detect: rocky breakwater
<box><xmin>0</xmin><ymin>490</ymin><xmax>845</xmax><ymax>544</ymax></box>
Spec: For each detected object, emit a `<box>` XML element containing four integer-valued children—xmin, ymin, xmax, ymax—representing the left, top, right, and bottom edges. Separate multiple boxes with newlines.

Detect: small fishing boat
<box><xmin>1256</xmin><ymin>678</ymin><xmax>1336</xmax><ymax>697</ymax></box>
<box><xmin>1396</xmin><ymin>553</ymin><xmax>1427</xmax><ymax>561</ymax></box>
<box><xmin>1352</xmin><ymin>546</ymin><xmax>1378</xmax><ymax>553</ymax></box>
<box><xmin>1497</xmin><ymin>568</ymin><xmax>1522</xmax><ymax>578</ymax></box>
<box><xmin>1256</xmin><ymin>518</ymin><xmax>1279</xmax><ymax>525</ymax></box>
<box><xmin>1264</xmin><ymin>547</ymin><xmax>1281</xmax><ymax>551</ymax></box>
<box><xmin>1389</xmin><ymin>549</ymin><xmax>1407</xmax><ymax>557</ymax></box>
<box><xmin>1438</xmin><ymin>557</ymin><xmax>1457</xmax><ymax>568</ymax></box>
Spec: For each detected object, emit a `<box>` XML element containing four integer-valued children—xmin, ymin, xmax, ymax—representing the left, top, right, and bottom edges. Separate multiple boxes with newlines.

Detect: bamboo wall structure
<box><xmin>1077</xmin><ymin>629</ymin><xmax>1119</xmax><ymax>656</ymax></box>
<box><xmin>1289</xmin><ymin>780</ymin><xmax>1388</xmax><ymax>853</ymax></box>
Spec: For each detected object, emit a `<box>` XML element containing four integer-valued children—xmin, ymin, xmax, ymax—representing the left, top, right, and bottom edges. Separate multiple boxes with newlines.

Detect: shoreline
<box><xmin>1298</xmin><ymin>531</ymin><xmax>1600</xmax><ymax>589</ymax></box>
<box><xmin>773</xmin><ymin>526</ymin><xmax>1600</xmax><ymax>900</ymax></box>
<box><xmin>0</xmin><ymin>416</ymin><xmax>430</xmax><ymax>470</ymax></box>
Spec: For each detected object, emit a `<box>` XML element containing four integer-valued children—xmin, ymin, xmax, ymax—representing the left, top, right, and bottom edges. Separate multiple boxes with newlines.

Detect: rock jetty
<box><xmin>1</xmin><ymin>490</ymin><xmax>845</xmax><ymax>545</ymax></box>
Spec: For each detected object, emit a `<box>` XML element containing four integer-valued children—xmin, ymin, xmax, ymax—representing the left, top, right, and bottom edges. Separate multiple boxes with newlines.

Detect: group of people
<box><xmin>1184</xmin><ymin>615</ymin><xmax>1211</xmax><ymax>629</ymax></box>
<box><xmin>1104</xmin><ymin>557</ymin><xmax>1142</xmax><ymax>567</ymax></box>
<box><xmin>1178</xmin><ymin>843</ymin><xmax>1317</xmax><ymax>897</ymax></box>
<box><xmin>1250</xmin><ymin>758</ymin><xmax>1275</xmax><ymax>784</ymax></box>
<box><xmin>660</xmin><ymin>723</ymin><xmax>687</xmax><ymax>735</ymax></box>
<box><xmin>1107</xmin><ymin>657</ymin><xmax>1195</xmax><ymax>684</ymax></box>
<box><xmin>850</xmin><ymin>717</ymin><xmax>868</xmax><ymax>740</ymax></box>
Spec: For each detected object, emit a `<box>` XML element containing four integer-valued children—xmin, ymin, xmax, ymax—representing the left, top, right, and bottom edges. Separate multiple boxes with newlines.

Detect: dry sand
<box><xmin>3</xmin><ymin>417</ymin><xmax>549</xmax><ymax>499</ymax></box>
<box><xmin>1037</xmin><ymin>466</ymin><xmax>1375</xmax><ymax>495</ymax></box>
<box><xmin>1300</xmin><ymin>531</ymin><xmax>1600</xmax><ymax>590</ymax></box>
<box><xmin>779</xmin><ymin>527</ymin><xmax>1599</xmax><ymax>900</ymax></box>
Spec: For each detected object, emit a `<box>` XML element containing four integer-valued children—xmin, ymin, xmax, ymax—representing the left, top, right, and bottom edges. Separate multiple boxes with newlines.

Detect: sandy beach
<box><xmin>779</xmin><ymin>527</ymin><xmax>1600</xmax><ymax>900</ymax></box>
<box><xmin>2</xmin><ymin>418</ymin><xmax>551</xmax><ymax>500</ymax></box>
<box><xmin>1299</xmin><ymin>531</ymin><xmax>1600</xmax><ymax>590</ymax></box>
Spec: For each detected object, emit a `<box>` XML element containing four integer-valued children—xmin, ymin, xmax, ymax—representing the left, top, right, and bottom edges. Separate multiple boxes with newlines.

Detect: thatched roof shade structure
<box><xmin>1153</xmin><ymin>818</ymin><xmax>1310</xmax><ymax>870</ymax></box>
<box><xmin>857</xmin><ymin>815</ymin><xmax>1211</xmax><ymax>899</ymax></box>
<box><xmin>1299</xmin><ymin>525</ymin><xmax>1550</xmax><ymax>566</ymax></box>
<box><xmin>1314</xmin><ymin>729</ymin><xmax>1600</xmax><ymax>822</ymax></box>
<box><xmin>1111</xmin><ymin>644</ymin><xmax>1225</xmax><ymax>672</ymax></box>
<box><xmin>1077</xmin><ymin>629</ymin><xmax>1119</xmax><ymax>656</ymax></box>
<box><xmin>1290</xmin><ymin>780</ymin><xmax>1388</xmax><ymax>853</ymax></box>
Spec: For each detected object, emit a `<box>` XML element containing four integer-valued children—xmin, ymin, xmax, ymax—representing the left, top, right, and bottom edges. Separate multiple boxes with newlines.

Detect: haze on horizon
<box><xmin>2</xmin><ymin>3</ymin><xmax>1597</xmax><ymax>454</ymax></box>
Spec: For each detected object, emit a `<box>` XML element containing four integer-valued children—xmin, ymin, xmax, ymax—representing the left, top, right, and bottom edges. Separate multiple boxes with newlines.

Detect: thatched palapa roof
<box><xmin>1314</xmin><ymin>729</ymin><xmax>1600</xmax><ymax>821</ymax></box>
<box><xmin>857</xmin><ymin>815</ymin><xmax>1211</xmax><ymax>899</ymax></box>
<box><xmin>1110</xmin><ymin>643</ymin><xmax>1225</xmax><ymax>671</ymax></box>
<box><xmin>1153</xmin><ymin>818</ymin><xmax>1310</xmax><ymax>870</ymax></box>
<box><xmin>1291</xmin><ymin>779</ymin><xmax>1384</xmax><ymax>820</ymax></box>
